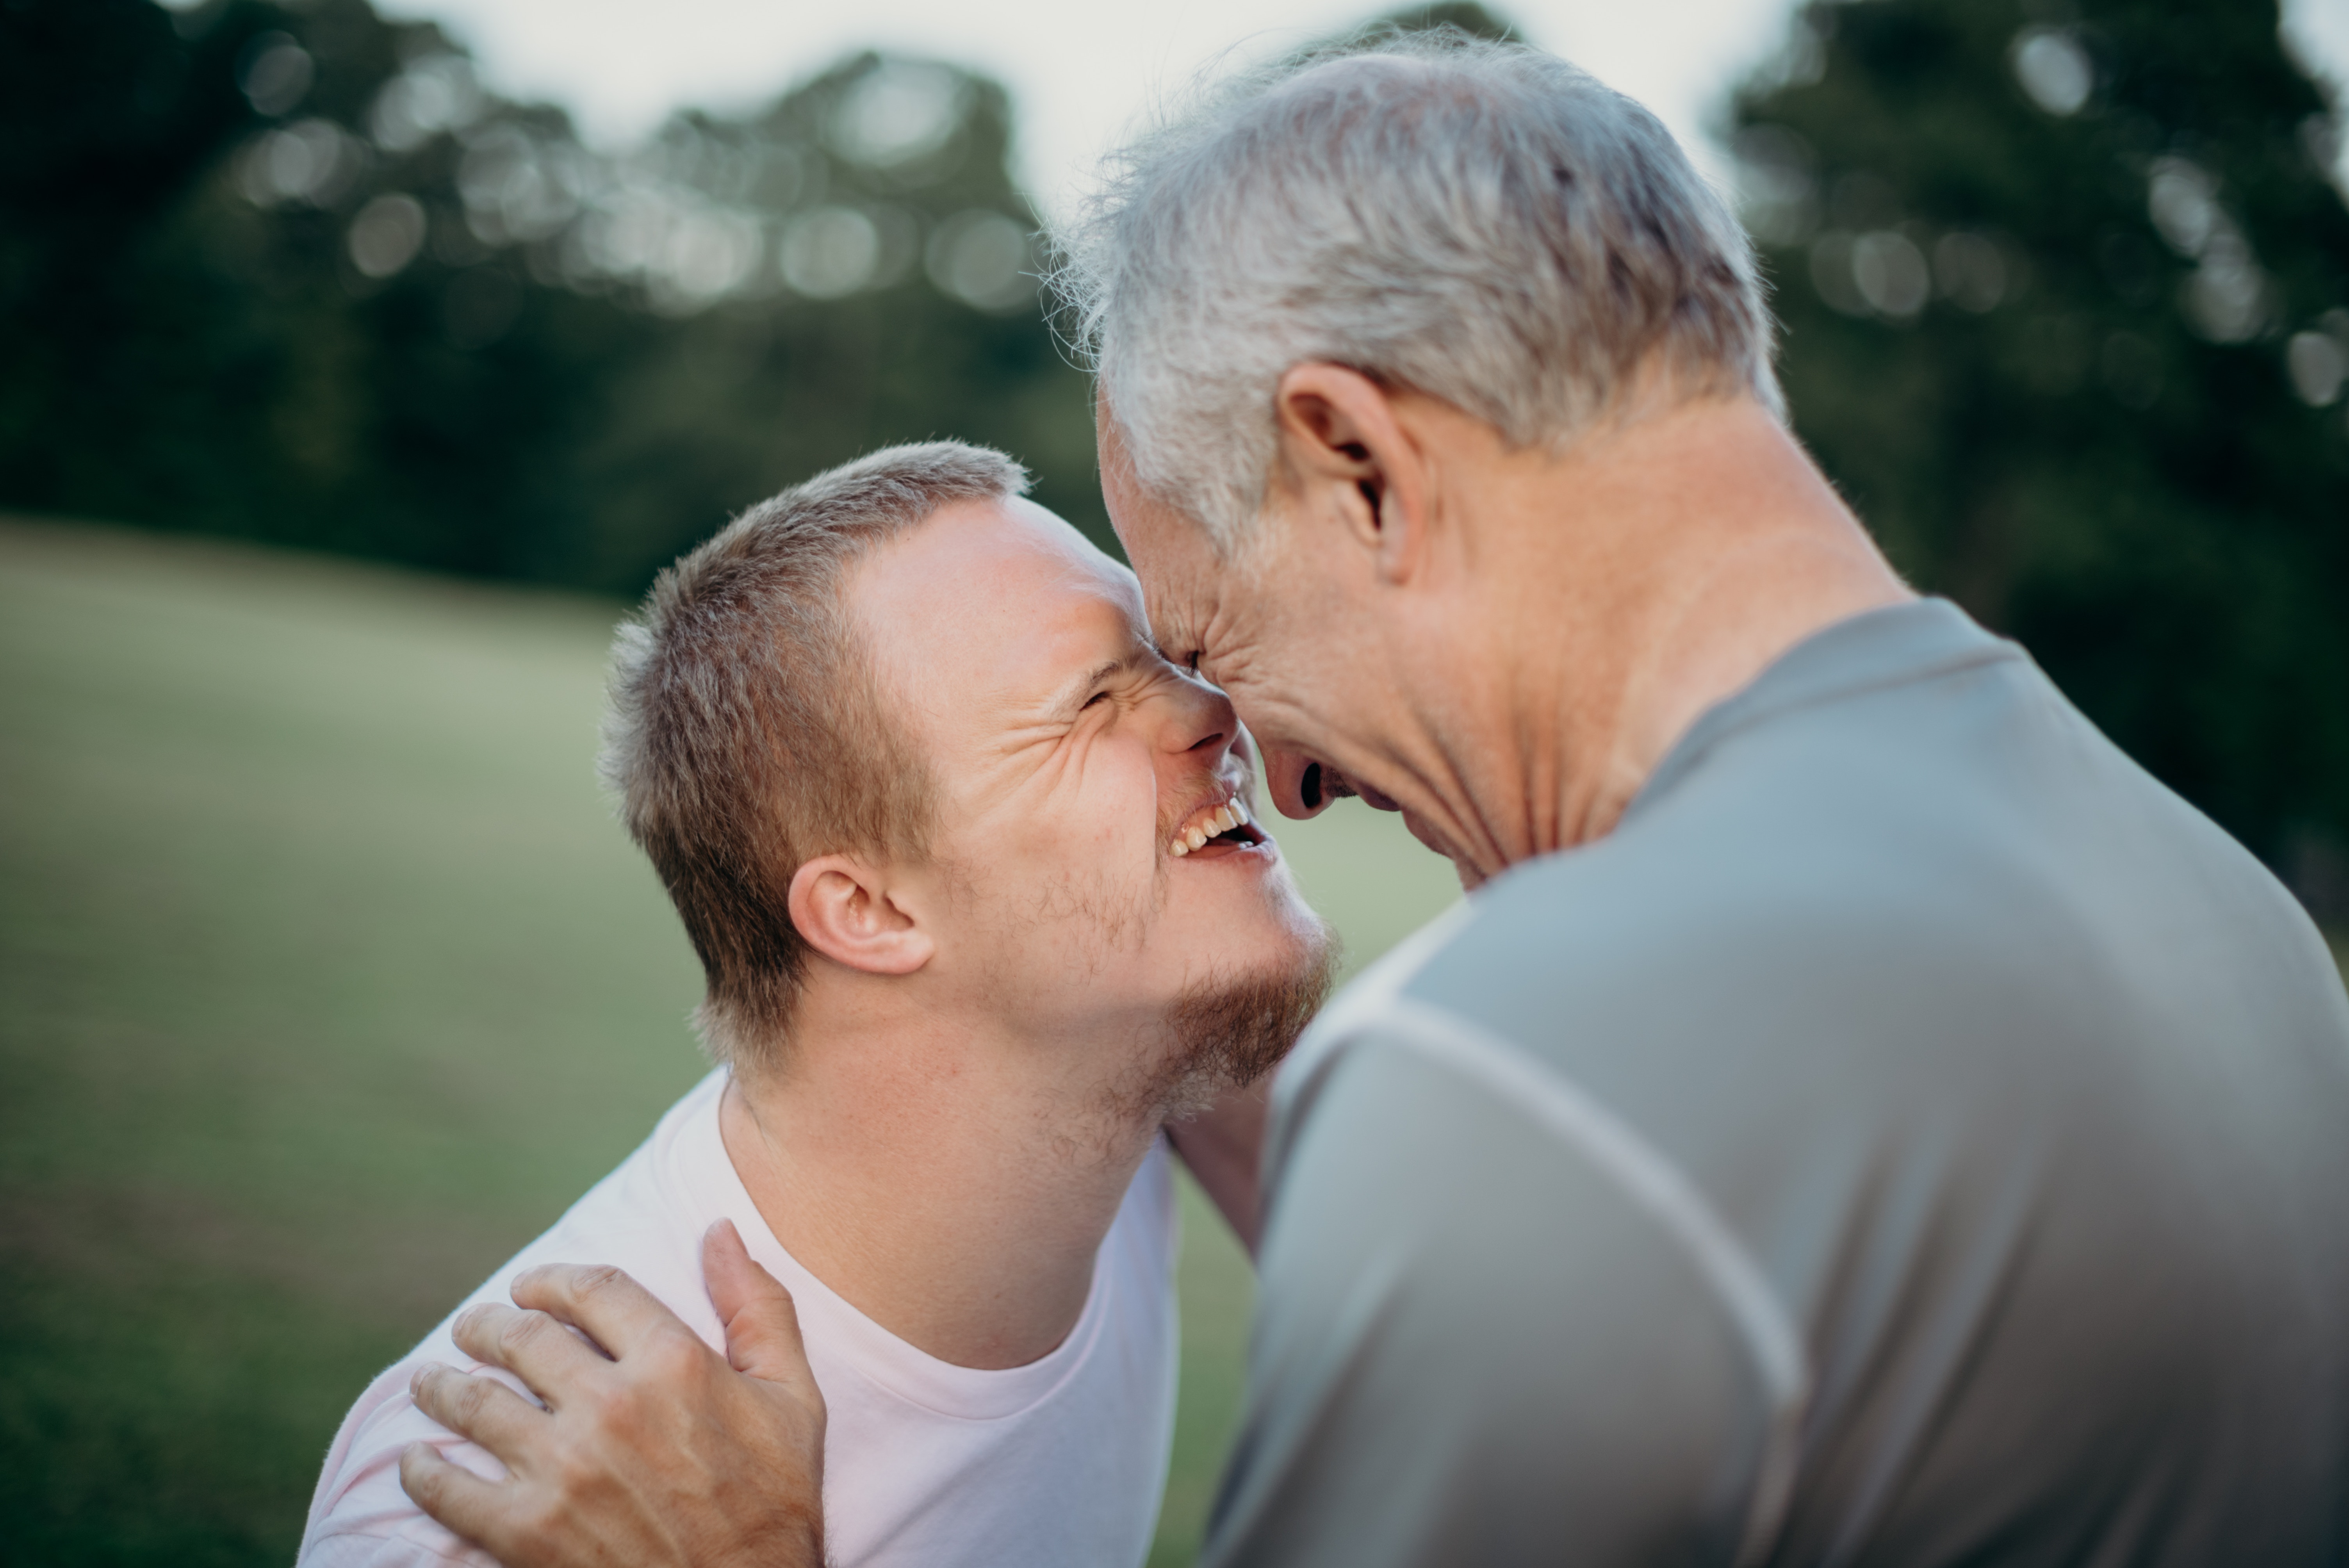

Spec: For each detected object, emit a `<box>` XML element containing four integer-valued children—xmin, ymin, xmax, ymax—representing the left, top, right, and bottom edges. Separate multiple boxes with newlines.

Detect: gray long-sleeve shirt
<box><xmin>1210</xmin><ymin>600</ymin><xmax>2349</xmax><ymax>1567</ymax></box>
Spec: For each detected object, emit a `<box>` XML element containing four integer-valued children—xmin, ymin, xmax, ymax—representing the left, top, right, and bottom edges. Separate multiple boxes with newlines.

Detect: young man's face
<box><xmin>851</xmin><ymin>496</ymin><xmax>1331</xmax><ymax>1110</ymax></box>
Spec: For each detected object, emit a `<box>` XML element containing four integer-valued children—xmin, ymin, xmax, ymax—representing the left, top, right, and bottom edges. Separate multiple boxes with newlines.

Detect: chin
<box><xmin>1124</xmin><ymin>907</ymin><xmax>1338</xmax><ymax>1121</ymax></box>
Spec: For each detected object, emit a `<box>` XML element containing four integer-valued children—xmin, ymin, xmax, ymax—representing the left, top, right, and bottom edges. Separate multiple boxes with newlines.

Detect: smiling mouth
<box><xmin>1169</xmin><ymin>793</ymin><xmax>1270</xmax><ymax>858</ymax></box>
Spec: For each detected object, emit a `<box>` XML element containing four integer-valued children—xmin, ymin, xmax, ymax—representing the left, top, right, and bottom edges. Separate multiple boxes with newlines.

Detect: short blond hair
<box><xmin>602</xmin><ymin>442</ymin><xmax>1030</xmax><ymax>1071</ymax></box>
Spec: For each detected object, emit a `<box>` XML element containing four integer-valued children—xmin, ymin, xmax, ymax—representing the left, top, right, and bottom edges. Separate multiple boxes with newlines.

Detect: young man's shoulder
<box><xmin>297</xmin><ymin>1072</ymin><xmax>733</xmax><ymax>1566</ymax></box>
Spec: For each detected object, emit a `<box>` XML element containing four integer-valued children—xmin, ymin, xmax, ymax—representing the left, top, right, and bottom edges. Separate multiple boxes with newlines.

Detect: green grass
<box><xmin>0</xmin><ymin>519</ymin><xmax>1461</xmax><ymax>1566</ymax></box>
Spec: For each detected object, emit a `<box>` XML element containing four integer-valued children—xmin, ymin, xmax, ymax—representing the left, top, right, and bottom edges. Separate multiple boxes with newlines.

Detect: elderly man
<box><xmin>304</xmin><ymin>441</ymin><xmax>1332</xmax><ymax>1566</ymax></box>
<box><xmin>403</xmin><ymin>31</ymin><xmax>2349</xmax><ymax>1567</ymax></box>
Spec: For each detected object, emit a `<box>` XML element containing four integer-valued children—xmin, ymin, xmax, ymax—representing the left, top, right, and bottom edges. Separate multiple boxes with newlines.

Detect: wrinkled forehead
<box><xmin>850</xmin><ymin>495</ymin><xmax>1149</xmax><ymax>740</ymax></box>
<box><xmin>1095</xmin><ymin>401</ymin><xmax>1229</xmax><ymax>650</ymax></box>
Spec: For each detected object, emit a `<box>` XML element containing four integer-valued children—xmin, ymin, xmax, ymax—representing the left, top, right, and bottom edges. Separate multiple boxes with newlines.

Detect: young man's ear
<box><xmin>1272</xmin><ymin>363</ymin><xmax>1430</xmax><ymax>583</ymax></box>
<box><xmin>787</xmin><ymin>855</ymin><xmax>934</xmax><ymax>976</ymax></box>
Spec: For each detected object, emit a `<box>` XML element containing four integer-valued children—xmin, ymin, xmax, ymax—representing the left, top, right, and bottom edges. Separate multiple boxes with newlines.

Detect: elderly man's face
<box><xmin>1098</xmin><ymin>417</ymin><xmax>1444</xmax><ymax>862</ymax></box>
<box><xmin>852</xmin><ymin>495</ymin><xmax>1329</xmax><ymax>1106</ymax></box>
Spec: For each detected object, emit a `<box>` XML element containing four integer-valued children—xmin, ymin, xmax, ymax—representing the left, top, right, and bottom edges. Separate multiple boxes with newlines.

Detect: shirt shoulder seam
<box><xmin>1629</xmin><ymin>640</ymin><xmax>2019</xmax><ymax>825</ymax></box>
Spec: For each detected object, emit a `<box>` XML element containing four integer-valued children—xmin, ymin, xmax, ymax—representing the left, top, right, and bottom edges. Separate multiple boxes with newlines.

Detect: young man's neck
<box><xmin>716</xmin><ymin>995</ymin><xmax>1160</xmax><ymax>1370</ymax></box>
<box><xmin>1409</xmin><ymin>395</ymin><xmax>1913</xmax><ymax>876</ymax></box>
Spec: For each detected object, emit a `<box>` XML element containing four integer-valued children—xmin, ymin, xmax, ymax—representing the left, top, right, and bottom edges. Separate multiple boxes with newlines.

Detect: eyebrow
<box><xmin>1046</xmin><ymin>654</ymin><xmax>1142</xmax><ymax>715</ymax></box>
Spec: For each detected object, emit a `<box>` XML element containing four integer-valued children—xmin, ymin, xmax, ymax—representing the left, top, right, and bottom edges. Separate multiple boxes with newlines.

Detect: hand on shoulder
<box><xmin>400</xmin><ymin>1220</ymin><xmax>830</xmax><ymax>1568</ymax></box>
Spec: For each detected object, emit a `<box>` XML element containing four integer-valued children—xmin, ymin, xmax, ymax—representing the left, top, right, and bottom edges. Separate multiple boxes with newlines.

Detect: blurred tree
<box><xmin>0</xmin><ymin>0</ymin><xmax>1106</xmax><ymax>595</ymax></box>
<box><xmin>15</xmin><ymin>0</ymin><xmax>2342</xmax><ymax>904</ymax></box>
<box><xmin>1731</xmin><ymin>0</ymin><xmax>2349</xmax><ymax>906</ymax></box>
<box><xmin>557</xmin><ymin>55</ymin><xmax>1106</xmax><ymax>588</ymax></box>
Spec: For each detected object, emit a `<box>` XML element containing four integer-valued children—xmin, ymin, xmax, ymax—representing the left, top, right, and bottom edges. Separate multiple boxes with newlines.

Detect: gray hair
<box><xmin>601</xmin><ymin>441</ymin><xmax>1030</xmax><ymax>1074</ymax></box>
<box><xmin>1051</xmin><ymin>27</ymin><xmax>1781</xmax><ymax>550</ymax></box>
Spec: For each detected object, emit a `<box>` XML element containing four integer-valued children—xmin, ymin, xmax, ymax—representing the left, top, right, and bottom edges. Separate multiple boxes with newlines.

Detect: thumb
<box><xmin>704</xmin><ymin>1219</ymin><xmax>818</xmax><ymax>1390</ymax></box>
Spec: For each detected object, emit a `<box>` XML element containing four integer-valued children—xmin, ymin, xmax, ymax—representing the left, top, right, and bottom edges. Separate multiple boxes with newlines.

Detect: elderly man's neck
<box><xmin>1377</xmin><ymin>392</ymin><xmax>1912</xmax><ymax>878</ymax></box>
<box><xmin>714</xmin><ymin>997</ymin><xmax>1163</xmax><ymax>1371</ymax></box>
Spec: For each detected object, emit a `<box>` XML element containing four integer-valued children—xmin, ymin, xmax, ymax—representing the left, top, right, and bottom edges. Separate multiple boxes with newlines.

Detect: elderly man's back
<box><xmin>1220</xmin><ymin>599</ymin><xmax>2349</xmax><ymax>1566</ymax></box>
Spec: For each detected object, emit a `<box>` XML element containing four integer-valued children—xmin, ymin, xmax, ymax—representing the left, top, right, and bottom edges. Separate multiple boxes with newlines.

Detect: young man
<box><xmin>298</xmin><ymin>442</ymin><xmax>1333</xmax><ymax>1566</ymax></box>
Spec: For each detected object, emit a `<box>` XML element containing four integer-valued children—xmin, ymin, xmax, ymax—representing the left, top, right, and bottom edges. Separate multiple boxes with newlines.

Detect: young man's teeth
<box><xmin>1171</xmin><ymin>795</ymin><xmax>1254</xmax><ymax>856</ymax></box>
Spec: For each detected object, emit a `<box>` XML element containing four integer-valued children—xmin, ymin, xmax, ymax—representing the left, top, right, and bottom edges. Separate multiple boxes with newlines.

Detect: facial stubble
<box><xmin>1123</xmin><ymin>916</ymin><xmax>1340</xmax><ymax>1123</ymax></box>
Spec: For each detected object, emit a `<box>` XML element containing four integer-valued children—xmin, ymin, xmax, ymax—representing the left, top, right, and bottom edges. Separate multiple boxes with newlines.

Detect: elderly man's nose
<box><xmin>1264</xmin><ymin>746</ymin><xmax>1340</xmax><ymax>820</ymax></box>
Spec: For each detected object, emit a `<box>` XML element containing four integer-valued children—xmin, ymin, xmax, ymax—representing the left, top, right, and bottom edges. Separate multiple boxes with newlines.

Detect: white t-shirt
<box><xmin>300</xmin><ymin>1069</ymin><xmax>1180</xmax><ymax>1567</ymax></box>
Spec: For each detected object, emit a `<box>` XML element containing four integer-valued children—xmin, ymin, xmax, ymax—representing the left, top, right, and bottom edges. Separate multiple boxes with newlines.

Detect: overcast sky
<box><xmin>377</xmin><ymin>0</ymin><xmax>2349</xmax><ymax>218</ymax></box>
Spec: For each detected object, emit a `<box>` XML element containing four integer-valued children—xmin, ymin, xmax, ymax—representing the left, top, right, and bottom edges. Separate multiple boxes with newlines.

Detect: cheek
<box><xmin>1219</xmin><ymin>668</ymin><xmax>1321</xmax><ymax>762</ymax></box>
<box><xmin>1246</xmin><ymin>625</ymin><xmax>1380</xmax><ymax>745</ymax></box>
<box><xmin>1217</xmin><ymin>552</ymin><xmax>1375</xmax><ymax>731</ymax></box>
<box><xmin>985</xmin><ymin>743</ymin><xmax>1166</xmax><ymax>939</ymax></box>
<box><xmin>1051</xmin><ymin>738</ymin><xmax>1160</xmax><ymax>857</ymax></box>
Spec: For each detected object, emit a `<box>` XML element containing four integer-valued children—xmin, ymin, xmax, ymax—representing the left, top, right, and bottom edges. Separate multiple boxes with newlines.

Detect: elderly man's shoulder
<box><xmin>1438</xmin><ymin>682</ymin><xmax>2331</xmax><ymax>1037</ymax></box>
<box><xmin>1361</xmin><ymin>769</ymin><xmax>2346</xmax><ymax>1152</ymax></box>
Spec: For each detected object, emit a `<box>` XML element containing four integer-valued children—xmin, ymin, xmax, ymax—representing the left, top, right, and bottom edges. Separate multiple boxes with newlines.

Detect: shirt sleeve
<box><xmin>300</xmin><ymin>1527</ymin><xmax>493</xmax><ymax>1568</ymax></box>
<box><xmin>298</xmin><ymin>1356</ymin><xmax>519</xmax><ymax>1568</ymax></box>
<box><xmin>1203</xmin><ymin>1015</ymin><xmax>1795</xmax><ymax>1568</ymax></box>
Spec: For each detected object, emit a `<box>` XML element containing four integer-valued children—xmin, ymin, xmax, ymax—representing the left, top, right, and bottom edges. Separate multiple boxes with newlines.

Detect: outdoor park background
<box><xmin>2</xmin><ymin>0</ymin><xmax>2346</xmax><ymax>1563</ymax></box>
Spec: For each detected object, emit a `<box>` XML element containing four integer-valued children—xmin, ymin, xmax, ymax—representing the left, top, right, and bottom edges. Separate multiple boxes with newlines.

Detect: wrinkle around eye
<box><xmin>1011</xmin><ymin>720</ymin><xmax>1121</xmax><ymax>810</ymax></box>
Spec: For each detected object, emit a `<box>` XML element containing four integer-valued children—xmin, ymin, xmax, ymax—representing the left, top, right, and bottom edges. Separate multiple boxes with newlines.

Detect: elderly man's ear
<box><xmin>1273</xmin><ymin>363</ymin><xmax>1433</xmax><ymax>584</ymax></box>
<box><xmin>788</xmin><ymin>856</ymin><xmax>936</xmax><ymax>976</ymax></box>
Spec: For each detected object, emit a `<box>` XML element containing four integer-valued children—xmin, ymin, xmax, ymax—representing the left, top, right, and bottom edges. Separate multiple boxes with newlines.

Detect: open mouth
<box><xmin>1169</xmin><ymin>793</ymin><xmax>1270</xmax><ymax>858</ymax></box>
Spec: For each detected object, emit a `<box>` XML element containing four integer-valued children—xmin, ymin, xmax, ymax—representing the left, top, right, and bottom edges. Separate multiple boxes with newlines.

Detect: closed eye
<box><xmin>1082</xmin><ymin>690</ymin><xmax>1111</xmax><ymax>709</ymax></box>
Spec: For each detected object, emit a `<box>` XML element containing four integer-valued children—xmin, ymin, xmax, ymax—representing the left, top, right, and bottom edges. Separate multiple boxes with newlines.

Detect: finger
<box><xmin>451</xmin><ymin>1300</ymin><xmax>610</xmax><ymax>1401</ymax></box>
<box><xmin>399</xmin><ymin>1440</ymin><xmax>507</xmax><ymax>1552</ymax></box>
<box><xmin>704</xmin><ymin>1219</ymin><xmax>819</xmax><ymax>1390</ymax></box>
<box><xmin>508</xmin><ymin>1261</ymin><xmax>684</xmax><ymax>1362</ymax></box>
<box><xmin>410</xmin><ymin>1362</ymin><xmax>546</xmax><ymax>1460</ymax></box>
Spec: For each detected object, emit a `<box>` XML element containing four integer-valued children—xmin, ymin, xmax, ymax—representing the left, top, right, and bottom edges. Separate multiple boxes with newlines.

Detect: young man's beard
<box><xmin>1122</xmin><ymin>919</ymin><xmax>1340</xmax><ymax>1123</ymax></box>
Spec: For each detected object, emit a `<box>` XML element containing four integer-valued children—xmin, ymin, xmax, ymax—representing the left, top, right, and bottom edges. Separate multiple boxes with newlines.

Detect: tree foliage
<box><xmin>0</xmin><ymin>0</ymin><xmax>1107</xmax><ymax>594</ymax></box>
<box><xmin>1732</xmin><ymin>0</ymin><xmax>2349</xmax><ymax>897</ymax></box>
<box><xmin>7</xmin><ymin>0</ymin><xmax>2344</xmax><ymax>903</ymax></box>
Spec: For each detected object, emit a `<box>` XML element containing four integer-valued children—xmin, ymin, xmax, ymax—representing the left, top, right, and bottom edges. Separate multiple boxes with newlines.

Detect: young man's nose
<box><xmin>1162</xmin><ymin>681</ymin><xmax>1237</xmax><ymax>763</ymax></box>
